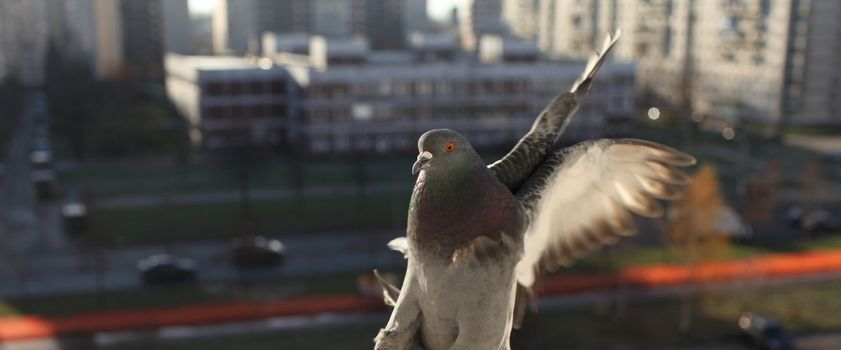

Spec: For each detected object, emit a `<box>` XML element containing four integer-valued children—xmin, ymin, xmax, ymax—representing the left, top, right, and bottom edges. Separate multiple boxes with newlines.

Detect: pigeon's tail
<box><xmin>374</xmin><ymin>269</ymin><xmax>401</xmax><ymax>307</ymax></box>
<box><xmin>512</xmin><ymin>284</ymin><xmax>531</xmax><ymax>329</ymax></box>
<box><xmin>571</xmin><ymin>29</ymin><xmax>622</xmax><ymax>94</ymax></box>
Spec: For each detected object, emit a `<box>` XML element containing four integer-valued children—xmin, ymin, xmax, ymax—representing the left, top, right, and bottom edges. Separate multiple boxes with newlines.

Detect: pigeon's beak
<box><xmin>412</xmin><ymin>151</ymin><xmax>433</xmax><ymax>175</ymax></box>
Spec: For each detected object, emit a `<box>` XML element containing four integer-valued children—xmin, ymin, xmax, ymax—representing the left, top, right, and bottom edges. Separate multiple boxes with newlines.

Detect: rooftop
<box><xmin>165</xmin><ymin>54</ymin><xmax>269</xmax><ymax>71</ymax></box>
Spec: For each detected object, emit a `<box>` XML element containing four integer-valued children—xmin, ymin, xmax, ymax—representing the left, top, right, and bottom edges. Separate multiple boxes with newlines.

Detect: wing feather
<box><xmin>514</xmin><ymin>139</ymin><xmax>695</xmax><ymax>288</ymax></box>
<box><xmin>489</xmin><ymin>30</ymin><xmax>622</xmax><ymax>192</ymax></box>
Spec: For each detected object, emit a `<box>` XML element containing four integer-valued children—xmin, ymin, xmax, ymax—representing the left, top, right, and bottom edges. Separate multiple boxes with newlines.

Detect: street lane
<box><xmin>0</xmin><ymin>230</ymin><xmax>407</xmax><ymax>298</ymax></box>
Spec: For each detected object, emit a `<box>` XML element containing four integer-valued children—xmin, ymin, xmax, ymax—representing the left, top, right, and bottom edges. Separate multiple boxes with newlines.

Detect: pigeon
<box><xmin>374</xmin><ymin>30</ymin><xmax>696</xmax><ymax>350</ymax></box>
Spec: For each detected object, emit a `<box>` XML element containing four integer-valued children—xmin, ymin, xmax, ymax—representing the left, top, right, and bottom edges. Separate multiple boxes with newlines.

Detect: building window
<box><xmin>271</xmin><ymin>104</ymin><xmax>287</xmax><ymax>118</ymax></box>
<box><xmin>231</xmin><ymin>81</ymin><xmax>244</xmax><ymax>96</ymax></box>
<box><xmin>204</xmin><ymin>82</ymin><xmax>225</xmax><ymax>96</ymax></box>
<box><xmin>232</xmin><ymin>105</ymin><xmax>245</xmax><ymax>117</ymax></box>
<box><xmin>271</xmin><ymin>80</ymin><xmax>286</xmax><ymax>95</ymax></box>
<box><xmin>249</xmin><ymin>81</ymin><xmax>266</xmax><ymax>95</ymax></box>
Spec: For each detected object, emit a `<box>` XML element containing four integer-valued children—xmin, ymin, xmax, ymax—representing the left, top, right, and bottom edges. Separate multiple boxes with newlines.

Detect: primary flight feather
<box><xmin>374</xmin><ymin>30</ymin><xmax>696</xmax><ymax>350</ymax></box>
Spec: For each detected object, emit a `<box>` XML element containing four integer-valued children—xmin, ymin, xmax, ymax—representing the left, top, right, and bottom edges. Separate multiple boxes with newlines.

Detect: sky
<box><xmin>188</xmin><ymin>0</ymin><xmax>460</xmax><ymax>22</ymax></box>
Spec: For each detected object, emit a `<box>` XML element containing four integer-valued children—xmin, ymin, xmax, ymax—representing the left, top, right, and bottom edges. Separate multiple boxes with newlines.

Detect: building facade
<box><xmin>165</xmin><ymin>55</ymin><xmax>296</xmax><ymax>149</ymax></box>
<box><xmin>119</xmin><ymin>0</ymin><xmax>165</xmax><ymax>80</ymax></box>
<box><xmin>529</xmin><ymin>0</ymin><xmax>841</xmax><ymax>126</ymax></box>
<box><xmin>405</xmin><ymin>0</ymin><xmax>429</xmax><ymax>34</ymax></box>
<box><xmin>214</xmin><ymin>0</ymin><xmax>413</xmax><ymax>54</ymax></box>
<box><xmin>167</xmin><ymin>36</ymin><xmax>636</xmax><ymax>153</ymax></box>
<box><xmin>462</xmin><ymin>0</ymin><xmax>507</xmax><ymax>51</ymax></box>
<box><xmin>503</xmin><ymin>0</ymin><xmax>539</xmax><ymax>41</ymax></box>
<box><xmin>162</xmin><ymin>0</ymin><xmax>193</xmax><ymax>55</ymax></box>
<box><xmin>0</xmin><ymin>0</ymin><xmax>49</xmax><ymax>85</ymax></box>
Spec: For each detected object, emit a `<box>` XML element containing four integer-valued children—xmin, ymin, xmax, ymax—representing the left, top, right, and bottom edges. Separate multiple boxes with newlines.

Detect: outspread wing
<box><xmin>489</xmin><ymin>30</ymin><xmax>622</xmax><ymax>192</ymax></box>
<box><xmin>514</xmin><ymin>139</ymin><xmax>696</xmax><ymax>288</ymax></box>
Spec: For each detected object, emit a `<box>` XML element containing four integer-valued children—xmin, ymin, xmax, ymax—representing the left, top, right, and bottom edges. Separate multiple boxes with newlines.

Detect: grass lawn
<box><xmin>59</xmin><ymin>155</ymin><xmax>415</xmax><ymax>200</ymax></box>
<box><xmin>58</xmin><ymin>151</ymin><xmax>511</xmax><ymax>200</ymax></box>
<box><xmin>157</xmin><ymin>280</ymin><xmax>841</xmax><ymax>350</ymax></box>
<box><xmin>88</xmin><ymin>193</ymin><xmax>410</xmax><ymax>245</ymax></box>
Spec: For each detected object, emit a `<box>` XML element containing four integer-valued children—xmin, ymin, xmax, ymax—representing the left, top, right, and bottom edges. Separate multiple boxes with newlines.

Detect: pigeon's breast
<box><xmin>409</xmin><ymin>170</ymin><xmax>525</xmax><ymax>262</ymax></box>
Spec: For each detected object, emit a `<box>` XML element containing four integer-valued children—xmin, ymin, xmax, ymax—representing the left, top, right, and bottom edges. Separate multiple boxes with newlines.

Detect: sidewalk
<box><xmin>3</xmin><ymin>249</ymin><xmax>841</xmax><ymax>342</ymax></box>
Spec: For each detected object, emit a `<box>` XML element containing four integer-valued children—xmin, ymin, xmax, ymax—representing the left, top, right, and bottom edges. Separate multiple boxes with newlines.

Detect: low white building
<box><xmin>166</xmin><ymin>35</ymin><xmax>636</xmax><ymax>153</ymax></box>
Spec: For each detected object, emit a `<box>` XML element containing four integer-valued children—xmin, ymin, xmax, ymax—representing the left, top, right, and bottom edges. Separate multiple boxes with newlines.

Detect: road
<box><xmin>0</xmin><ymin>230</ymin><xmax>407</xmax><ymax>298</ymax></box>
<box><xmin>0</xmin><ymin>91</ymin><xmax>66</xmax><ymax>254</ymax></box>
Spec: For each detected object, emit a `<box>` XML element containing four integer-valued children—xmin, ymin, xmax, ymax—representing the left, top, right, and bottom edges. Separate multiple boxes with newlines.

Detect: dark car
<box><xmin>738</xmin><ymin>312</ymin><xmax>797</xmax><ymax>350</ymax></box>
<box><xmin>787</xmin><ymin>206</ymin><xmax>838</xmax><ymax>235</ymax></box>
<box><xmin>137</xmin><ymin>254</ymin><xmax>197</xmax><ymax>285</ymax></box>
<box><xmin>61</xmin><ymin>201</ymin><xmax>88</xmax><ymax>236</ymax></box>
<box><xmin>31</xmin><ymin>169</ymin><xmax>55</xmax><ymax>201</ymax></box>
<box><xmin>231</xmin><ymin>236</ymin><xmax>285</xmax><ymax>268</ymax></box>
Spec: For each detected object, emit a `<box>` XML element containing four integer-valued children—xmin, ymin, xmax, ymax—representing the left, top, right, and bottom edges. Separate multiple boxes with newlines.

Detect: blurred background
<box><xmin>0</xmin><ymin>0</ymin><xmax>840</xmax><ymax>349</ymax></box>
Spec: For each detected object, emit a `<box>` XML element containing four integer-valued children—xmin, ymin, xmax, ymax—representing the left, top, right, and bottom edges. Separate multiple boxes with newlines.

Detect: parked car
<box><xmin>787</xmin><ymin>206</ymin><xmax>838</xmax><ymax>235</ymax></box>
<box><xmin>230</xmin><ymin>236</ymin><xmax>285</xmax><ymax>268</ymax></box>
<box><xmin>31</xmin><ymin>169</ymin><xmax>55</xmax><ymax>200</ymax></box>
<box><xmin>33</xmin><ymin>91</ymin><xmax>47</xmax><ymax>114</ymax></box>
<box><xmin>30</xmin><ymin>149</ymin><xmax>51</xmax><ymax>168</ymax></box>
<box><xmin>137</xmin><ymin>254</ymin><xmax>197</xmax><ymax>285</ymax></box>
<box><xmin>738</xmin><ymin>312</ymin><xmax>797</xmax><ymax>350</ymax></box>
<box><xmin>61</xmin><ymin>201</ymin><xmax>88</xmax><ymax>236</ymax></box>
<box><xmin>32</xmin><ymin>136</ymin><xmax>50</xmax><ymax>152</ymax></box>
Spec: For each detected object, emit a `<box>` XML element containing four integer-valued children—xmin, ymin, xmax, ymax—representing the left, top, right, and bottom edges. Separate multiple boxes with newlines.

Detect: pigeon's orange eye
<box><xmin>445</xmin><ymin>141</ymin><xmax>455</xmax><ymax>153</ymax></box>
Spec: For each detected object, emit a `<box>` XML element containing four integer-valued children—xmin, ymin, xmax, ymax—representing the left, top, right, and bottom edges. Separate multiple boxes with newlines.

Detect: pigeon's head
<box><xmin>412</xmin><ymin>129</ymin><xmax>479</xmax><ymax>175</ymax></box>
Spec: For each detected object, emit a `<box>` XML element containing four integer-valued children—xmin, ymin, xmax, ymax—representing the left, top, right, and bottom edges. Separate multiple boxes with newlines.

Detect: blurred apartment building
<box><xmin>166</xmin><ymin>34</ymin><xmax>635</xmax><ymax>152</ymax></box>
<box><xmin>162</xmin><ymin>0</ymin><xmax>193</xmax><ymax>55</ymax></box>
<box><xmin>502</xmin><ymin>0</ymin><xmax>841</xmax><ymax>126</ymax></box>
<box><xmin>213</xmin><ymin>0</ymin><xmax>425</xmax><ymax>55</ymax></box>
<box><xmin>0</xmin><ymin>0</ymin><xmax>49</xmax><ymax>85</ymax></box>
<box><xmin>462</xmin><ymin>0</ymin><xmax>508</xmax><ymax>51</ymax></box>
<box><xmin>165</xmin><ymin>55</ymin><xmax>295</xmax><ymax>149</ymax></box>
<box><xmin>0</xmin><ymin>0</ymin><xmax>195</xmax><ymax>83</ymax></box>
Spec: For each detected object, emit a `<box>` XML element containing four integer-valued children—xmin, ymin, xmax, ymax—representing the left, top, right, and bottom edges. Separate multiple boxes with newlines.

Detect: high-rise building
<box><xmin>91</xmin><ymin>0</ymin><xmax>123</xmax><ymax>80</ymax></box>
<box><xmin>256</xmin><ymin>0</ymin><xmax>311</xmax><ymax>34</ymax></box>
<box><xmin>462</xmin><ymin>0</ymin><xmax>507</xmax><ymax>51</ymax></box>
<box><xmin>44</xmin><ymin>0</ymin><xmax>125</xmax><ymax>80</ymax></box>
<box><xmin>534</xmin><ymin>0</ymin><xmax>841</xmax><ymax>126</ymax></box>
<box><xmin>46</xmin><ymin>0</ymin><xmax>95</xmax><ymax>58</ymax></box>
<box><xmin>162</xmin><ymin>0</ymin><xmax>193</xmax><ymax>54</ymax></box>
<box><xmin>503</xmin><ymin>0</ymin><xmax>538</xmax><ymax>40</ymax></box>
<box><xmin>214</xmin><ymin>0</ymin><xmax>414</xmax><ymax>53</ymax></box>
<box><xmin>405</xmin><ymin>0</ymin><xmax>429</xmax><ymax>34</ymax></box>
<box><xmin>311</xmin><ymin>0</ymin><xmax>366</xmax><ymax>39</ymax></box>
<box><xmin>366</xmin><ymin>0</ymin><xmax>406</xmax><ymax>49</ymax></box>
<box><xmin>0</xmin><ymin>0</ymin><xmax>50</xmax><ymax>86</ymax></box>
<box><xmin>215</xmin><ymin>0</ymin><xmax>307</xmax><ymax>54</ymax></box>
<box><xmin>119</xmin><ymin>0</ymin><xmax>165</xmax><ymax>79</ymax></box>
<box><xmin>213</xmin><ymin>0</ymin><xmax>257</xmax><ymax>55</ymax></box>
<box><xmin>663</xmin><ymin>0</ymin><xmax>841</xmax><ymax>126</ymax></box>
<box><xmin>782</xmin><ymin>0</ymin><xmax>841</xmax><ymax>125</ymax></box>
